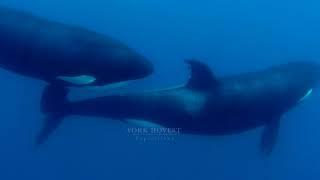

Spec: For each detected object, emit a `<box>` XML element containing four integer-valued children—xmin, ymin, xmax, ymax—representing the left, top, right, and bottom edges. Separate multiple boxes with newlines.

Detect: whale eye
<box><xmin>298</xmin><ymin>88</ymin><xmax>313</xmax><ymax>103</ymax></box>
<box><xmin>57</xmin><ymin>75</ymin><xmax>96</xmax><ymax>85</ymax></box>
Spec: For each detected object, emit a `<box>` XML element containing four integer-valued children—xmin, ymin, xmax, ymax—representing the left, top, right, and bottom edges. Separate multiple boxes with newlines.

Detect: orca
<box><xmin>0</xmin><ymin>6</ymin><xmax>153</xmax><ymax>87</ymax></box>
<box><xmin>40</xmin><ymin>60</ymin><xmax>320</xmax><ymax>155</ymax></box>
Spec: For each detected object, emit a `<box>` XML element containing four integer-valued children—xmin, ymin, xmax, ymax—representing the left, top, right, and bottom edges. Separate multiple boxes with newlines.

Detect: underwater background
<box><xmin>0</xmin><ymin>0</ymin><xmax>320</xmax><ymax>179</ymax></box>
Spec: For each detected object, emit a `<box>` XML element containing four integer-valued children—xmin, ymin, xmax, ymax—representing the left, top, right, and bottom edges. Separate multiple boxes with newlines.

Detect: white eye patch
<box><xmin>57</xmin><ymin>75</ymin><xmax>96</xmax><ymax>85</ymax></box>
<box><xmin>299</xmin><ymin>88</ymin><xmax>313</xmax><ymax>103</ymax></box>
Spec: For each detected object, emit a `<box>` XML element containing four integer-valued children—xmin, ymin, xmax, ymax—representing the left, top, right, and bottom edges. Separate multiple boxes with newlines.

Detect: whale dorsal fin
<box><xmin>185</xmin><ymin>59</ymin><xmax>219</xmax><ymax>91</ymax></box>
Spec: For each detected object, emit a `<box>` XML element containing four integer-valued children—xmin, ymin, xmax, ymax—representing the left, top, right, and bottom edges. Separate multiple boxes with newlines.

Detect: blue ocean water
<box><xmin>0</xmin><ymin>0</ymin><xmax>320</xmax><ymax>179</ymax></box>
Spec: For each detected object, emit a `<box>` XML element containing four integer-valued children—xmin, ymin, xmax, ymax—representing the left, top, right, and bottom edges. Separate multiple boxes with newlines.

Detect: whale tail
<box><xmin>36</xmin><ymin>84</ymin><xmax>70</xmax><ymax>147</ymax></box>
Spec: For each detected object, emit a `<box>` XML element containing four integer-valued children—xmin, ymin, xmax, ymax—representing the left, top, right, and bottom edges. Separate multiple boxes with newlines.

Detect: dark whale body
<box><xmin>41</xmin><ymin>60</ymin><xmax>320</xmax><ymax>155</ymax></box>
<box><xmin>0</xmin><ymin>6</ymin><xmax>153</xmax><ymax>86</ymax></box>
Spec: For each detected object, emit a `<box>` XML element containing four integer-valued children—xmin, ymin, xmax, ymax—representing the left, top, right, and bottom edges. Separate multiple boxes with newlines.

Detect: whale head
<box><xmin>88</xmin><ymin>46</ymin><xmax>154</xmax><ymax>86</ymax></box>
<box><xmin>97</xmin><ymin>57</ymin><xmax>153</xmax><ymax>86</ymax></box>
<box><xmin>279</xmin><ymin>61</ymin><xmax>320</xmax><ymax>104</ymax></box>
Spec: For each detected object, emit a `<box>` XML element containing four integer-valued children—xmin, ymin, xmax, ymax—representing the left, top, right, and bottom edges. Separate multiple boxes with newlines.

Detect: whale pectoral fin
<box><xmin>36</xmin><ymin>114</ymin><xmax>64</xmax><ymax>147</ymax></box>
<box><xmin>260</xmin><ymin>116</ymin><xmax>281</xmax><ymax>156</ymax></box>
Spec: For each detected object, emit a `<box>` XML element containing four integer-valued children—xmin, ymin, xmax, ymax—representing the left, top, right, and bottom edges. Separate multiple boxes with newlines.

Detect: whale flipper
<box><xmin>260</xmin><ymin>116</ymin><xmax>281</xmax><ymax>156</ymax></box>
<box><xmin>36</xmin><ymin>114</ymin><xmax>64</xmax><ymax>146</ymax></box>
<box><xmin>185</xmin><ymin>59</ymin><xmax>219</xmax><ymax>91</ymax></box>
<box><xmin>36</xmin><ymin>85</ymin><xmax>70</xmax><ymax>146</ymax></box>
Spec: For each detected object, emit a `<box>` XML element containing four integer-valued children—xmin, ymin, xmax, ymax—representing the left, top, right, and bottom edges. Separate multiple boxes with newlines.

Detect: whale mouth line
<box><xmin>299</xmin><ymin>88</ymin><xmax>313</xmax><ymax>103</ymax></box>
